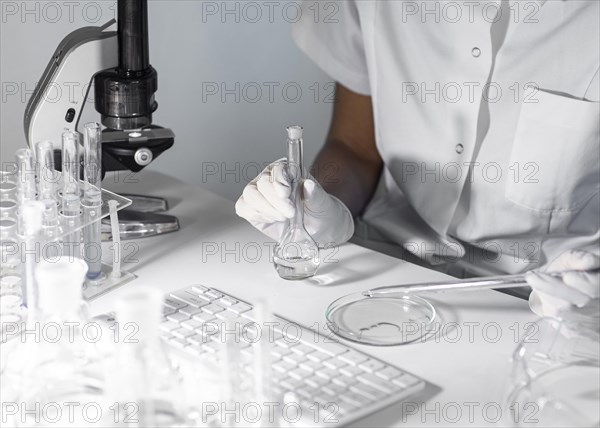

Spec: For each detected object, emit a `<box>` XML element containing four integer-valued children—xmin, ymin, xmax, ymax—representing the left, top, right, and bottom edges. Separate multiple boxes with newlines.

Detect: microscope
<box><xmin>24</xmin><ymin>0</ymin><xmax>179</xmax><ymax>239</ymax></box>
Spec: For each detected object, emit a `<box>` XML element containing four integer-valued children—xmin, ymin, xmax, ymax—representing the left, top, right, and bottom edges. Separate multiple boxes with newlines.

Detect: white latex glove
<box><xmin>526</xmin><ymin>249</ymin><xmax>600</xmax><ymax>318</ymax></box>
<box><xmin>235</xmin><ymin>159</ymin><xmax>354</xmax><ymax>247</ymax></box>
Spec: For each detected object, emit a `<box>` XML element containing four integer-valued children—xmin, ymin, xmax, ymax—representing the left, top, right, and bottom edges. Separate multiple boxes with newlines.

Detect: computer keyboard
<box><xmin>159</xmin><ymin>284</ymin><xmax>426</xmax><ymax>427</ymax></box>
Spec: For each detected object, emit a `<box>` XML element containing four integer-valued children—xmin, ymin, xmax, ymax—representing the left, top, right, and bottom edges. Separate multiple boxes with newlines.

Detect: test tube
<box><xmin>20</xmin><ymin>201</ymin><xmax>44</xmax><ymax>322</ymax></box>
<box><xmin>61</xmin><ymin>131</ymin><xmax>81</xmax><ymax>258</ymax></box>
<box><xmin>82</xmin><ymin>123</ymin><xmax>103</xmax><ymax>279</ymax></box>
<box><xmin>0</xmin><ymin>166</ymin><xmax>18</xmax><ymax>202</ymax></box>
<box><xmin>35</xmin><ymin>141</ymin><xmax>57</xmax><ymax>202</ymax></box>
<box><xmin>35</xmin><ymin>141</ymin><xmax>59</xmax><ymax>242</ymax></box>
<box><xmin>15</xmin><ymin>149</ymin><xmax>36</xmax><ymax>205</ymax></box>
<box><xmin>15</xmin><ymin>149</ymin><xmax>37</xmax><ymax>236</ymax></box>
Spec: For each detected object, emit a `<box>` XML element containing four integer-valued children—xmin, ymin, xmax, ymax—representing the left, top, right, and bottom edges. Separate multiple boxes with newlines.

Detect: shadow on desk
<box><xmin>306</xmin><ymin>250</ymin><xmax>397</xmax><ymax>287</ymax></box>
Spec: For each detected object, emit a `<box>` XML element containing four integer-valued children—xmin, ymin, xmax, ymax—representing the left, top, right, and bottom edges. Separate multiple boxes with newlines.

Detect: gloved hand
<box><xmin>235</xmin><ymin>159</ymin><xmax>354</xmax><ymax>247</ymax></box>
<box><xmin>526</xmin><ymin>249</ymin><xmax>600</xmax><ymax>318</ymax></box>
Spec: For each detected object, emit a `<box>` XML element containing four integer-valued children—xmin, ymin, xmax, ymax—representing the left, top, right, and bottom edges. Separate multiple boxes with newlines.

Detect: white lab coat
<box><xmin>292</xmin><ymin>0</ymin><xmax>600</xmax><ymax>276</ymax></box>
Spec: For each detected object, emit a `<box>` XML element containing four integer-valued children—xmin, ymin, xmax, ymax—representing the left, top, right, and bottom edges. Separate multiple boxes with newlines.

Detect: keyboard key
<box><xmin>350</xmin><ymin>384</ymin><xmax>386</xmax><ymax>401</ymax></box>
<box><xmin>172</xmin><ymin>327</ymin><xmax>196</xmax><ymax>339</ymax></box>
<box><xmin>289</xmin><ymin>368</ymin><xmax>311</xmax><ymax>381</ymax></box>
<box><xmin>230</xmin><ymin>302</ymin><xmax>252</xmax><ymax>314</ymax></box>
<box><xmin>271</xmin><ymin>347</ymin><xmax>292</xmax><ymax>359</ymax></box>
<box><xmin>322</xmin><ymin>383</ymin><xmax>346</xmax><ymax>397</ymax></box>
<box><xmin>192</xmin><ymin>313</ymin><xmax>216</xmax><ymax>324</ymax></box>
<box><xmin>315</xmin><ymin>368</ymin><xmax>338</xmax><ymax>380</ymax></box>
<box><xmin>332</xmin><ymin>376</ymin><xmax>355</xmax><ymax>389</ymax></box>
<box><xmin>281</xmin><ymin>377</ymin><xmax>304</xmax><ymax>391</ymax></box>
<box><xmin>181</xmin><ymin>318</ymin><xmax>204</xmax><ymax>331</ymax></box>
<box><xmin>283</xmin><ymin>353</ymin><xmax>304</xmax><ymax>366</ymax></box>
<box><xmin>307</xmin><ymin>351</ymin><xmax>330</xmax><ymax>362</ymax></box>
<box><xmin>340</xmin><ymin>365</ymin><xmax>362</xmax><ymax>378</ymax></box>
<box><xmin>163</xmin><ymin>307</ymin><xmax>176</xmax><ymax>317</ymax></box>
<box><xmin>290</xmin><ymin>344</ymin><xmax>315</xmax><ymax>356</ymax></box>
<box><xmin>205</xmin><ymin>290</ymin><xmax>223</xmax><ymax>300</ymax></box>
<box><xmin>339</xmin><ymin>351</ymin><xmax>369</xmax><ymax>366</ymax></box>
<box><xmin>296</xmin><ymin>387</ymin><xmax>320</xmax><ymax>400</ymax></box>
<box><xmin>198</xmin><ymin>322</ymin><xmax>220</xmax><ymax>336</ymax></box>
<box><xmin>357</xmin><ymin>373</ymin><xmax>395</xmax><ymax>394</ymax></box>
<box><xmin>323</xmin><ymin>358</ymin><xmax>347</xmax><ymax>370</ymax></box>
<box><xmin>180</xmin><ymin>306</ymin><xmax>205</xmax><ymax>317</ymax></box>
<box><xmin>215</xmin><ymin>311</ymin><xmax>240</xmax><ymax>323</ymax></box>
<box><xmin>219</xmin><ymin>296</ymin><xmax>238</xmax><ymax>306</ymax></box>
<box><xmin>392</xmin><ymin>374</ymin><xmax>421</xmax><ymax>388</ymax></box>
<box><xmin>190</xmin><ymin>284</ymin><xmax>209</xmax><ymax>294</ymax></box>
<box><xmin>275</xmin><ymin>339</ymin><xmax>293</xmax><ymax>349</ymax></box>
<box><xmin>305</xmin><ymin>376</ymin><xmax>328</xmax><ymax>388</ymax></box>
<box><xmin>339</xmin><ymin>392</ymin><xmax>364</xmax><ymax>407</ymax></box>
<box><xmin>171</xmin><ymin>290</ymin><xmax>210</xmax><ymax>308</ymax></box>
<box><xmin>202</xmin><ymin>303</ymin><xmax>225</xmax><ymax>315</ymax></box>
<box><xmin>375</xmin><ymin>366</ymin><xmax>403</xmax><ymax>380</ymax></box>
<box><xmin>187</xmin><ymin>334</ymin><xmax>208</xmax><ymax>346</ymax></box>
<box><xmin>299</xmin><ymin>360</ymin><xmax>321</xmax><ymax>373</ymax></box>
<box><xmin>160</xmin><ymin>332</ymin><xmax>174</xmax><ymax>342</ymax></box>
<box><xmin>273</xmin><ymin>360</ymin><xmax>297</xmax><ymax>373</ymax></box>
<box><xmin>167</xmin><ymin>312</ymin><xmax>190</xmax><ymax>323</ymax></box>
<box><xmin>164</xmin><ymin>297</ymin><xmax>188</xmax><ymax>310</ymax></box>
<box><xmin>358</xmin><ymin>359</ymin><xmax>386</xmax><ymax>373</ymax></box>
<box><xmin>311</xmin><ymin>340</ymin><xmax>348</xmax><ymax>357</ymax></box>
<box><xmin>160</xmin><ymin>321</ymin><xmax>180</xmax><ymax>332</ymax></box>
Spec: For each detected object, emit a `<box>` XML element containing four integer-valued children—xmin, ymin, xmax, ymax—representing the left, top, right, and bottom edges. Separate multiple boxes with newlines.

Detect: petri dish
<box><xmin>326</xmin><ymin>292</ymin><xmax>436</xmax><ymax>346</ymax></box>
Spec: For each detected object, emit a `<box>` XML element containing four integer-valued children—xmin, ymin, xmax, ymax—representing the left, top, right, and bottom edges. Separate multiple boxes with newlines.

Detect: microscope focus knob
<box><xmin>134</xmin><ymin>147</ymin><xmax>153</xmax><ymax>166</ymax></box>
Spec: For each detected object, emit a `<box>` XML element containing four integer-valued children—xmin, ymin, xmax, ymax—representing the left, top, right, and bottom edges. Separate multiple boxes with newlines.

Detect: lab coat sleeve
<box><xmin>291</xmin><ymin>0</ymin><xmax>371</xmax><ymax>95</ymax></box>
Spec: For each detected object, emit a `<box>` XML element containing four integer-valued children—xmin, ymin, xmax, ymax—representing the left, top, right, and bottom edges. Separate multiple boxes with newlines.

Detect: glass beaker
<box><xmin>273</xmin><ymin>126</ymin><xmax>320</xmax><ymax>280</ymax></box>
<box><xmin>106</xmin><ymin>286</ymin><xmax>186</xmax><ymax>427</ymax></box>
<box><xmin>4</xmin><ymin>257</ymin><xmax>109</xmax><ymax>428</ymax></box>
<box><xmin>503</xmin><ymin>315</ymin><xmax>600</xmax><ymax>427</ymax></box>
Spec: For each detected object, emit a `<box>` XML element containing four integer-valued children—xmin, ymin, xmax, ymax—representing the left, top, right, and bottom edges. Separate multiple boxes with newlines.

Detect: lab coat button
<box><xmin>455</xmin><ymin>144</ymin><xmax>464</xmax><ymax>154</ymax></box>
<box><xmin>471</xmin><ymin>47</ymin><xmax>481</xmax><ymax>57</ymax></box>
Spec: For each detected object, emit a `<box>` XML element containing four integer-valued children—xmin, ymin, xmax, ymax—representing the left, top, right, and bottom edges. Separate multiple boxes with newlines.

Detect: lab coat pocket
<box><xmin>505</xmin><ymin>90</ymin><xmax>600</xmax><ymax>212</ymax></box>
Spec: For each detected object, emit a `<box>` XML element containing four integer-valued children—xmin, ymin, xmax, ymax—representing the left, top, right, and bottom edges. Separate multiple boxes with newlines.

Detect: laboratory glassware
<box><xmin>35</xmin><ymin>140</ymin><xmax>60</xmax><ymax>242</ymax></box>
<box><xmin>19</xmin><ymin>201</ymin><xmax>44</xmax><ymax>315</ymax></box>
<box><xmin>362</xmin><ymin>268</ymin><xmax>600</xmax><ymax>297</ymax></box>
<box><xmin>107</xmin><ymin>286</ymin><xmax>185</xmax><ymax>427</ymax></box>
<box><xmin>0</xmin><ymin>218</ymin><xmax>20</xmax><ymax>275</ymax></box>
<box><xmin>273</xmin><ymin>126</ymin><xmax>320</xmax><ymax>280</ymax></box>
<box><xmin>503</xmin><ymin>315</ymin><xmax>599</xmax><ymax>427</ymax></box>
<box><xmin>0</xmin><ymin>218</ymin><xmax>23</xmax><ymax>334</ymax></box>
<box><xmin>6</xmin><ymin>257</ymin><xmax>109</xmax><ymax>428</ymax></box>
<box><xmin>0</xmin><ymin>167</ymin><xmax>18</xmax><ymax>203</ymax></box>
<box><xmin>330</xmin><ymin>268</ymin><xmax>599</xmax><ymax>346</ymax></box>
<box><xmin>15</xmin><ymin>148</ymin><xmax>36</xmax><ymax>207</ymax></box>
<box><xmin>61</xmin><ymin>130</ymin><xmax>82</xmax><ymax>259</ymax></box>
<box><xmin>0</xmin><ymin>199</ymin><xmax>18</xmax><ymax>219</ymax></box>
<box><xmin>82</xmin><ymin>123</ymin><xmax>103</xmax><ymax>280</ymax></box>
<box><xmin>326</xmin><ymin>291</ymin><xmax>437</xmax><ymax>346</ymax></box>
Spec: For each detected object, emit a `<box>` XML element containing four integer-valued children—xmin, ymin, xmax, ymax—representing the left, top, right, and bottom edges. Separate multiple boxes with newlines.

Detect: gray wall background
<box><xmin>1</xmin><ymin>0</ymin><xmax>334</xmax><ymax>200</ymax></box>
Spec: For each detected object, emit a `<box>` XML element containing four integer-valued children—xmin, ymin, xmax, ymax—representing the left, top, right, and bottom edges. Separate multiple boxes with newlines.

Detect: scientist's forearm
<box><xmin>312</xmin><ymin>139</ymin><xmax>382</xmax><ymax>217</ymax></box>
<box><xmin>310</xmin><ymin>83</ymin><xmax>382</xmax><ymax>217</ymax></box>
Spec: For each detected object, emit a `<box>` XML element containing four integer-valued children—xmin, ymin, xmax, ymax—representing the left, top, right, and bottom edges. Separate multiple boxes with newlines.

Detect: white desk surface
<box><xmin>101</xmin><ymin>170</ymin><xmax>536</xmax><ymax>427</ymax></box>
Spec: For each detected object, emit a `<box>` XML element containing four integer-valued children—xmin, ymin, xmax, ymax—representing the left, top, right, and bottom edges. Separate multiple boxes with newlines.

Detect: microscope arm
<box><xmin>24</xmin><ymin>21</ymin><xmax>118</xmax><ymax>149</ymax></box>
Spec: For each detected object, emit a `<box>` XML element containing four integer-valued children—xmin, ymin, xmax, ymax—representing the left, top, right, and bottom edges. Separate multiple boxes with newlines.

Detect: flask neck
<box><xmin>287</xmin><ymin>137</ymin><xmax>305</xmax><ymax>228</ymax></box>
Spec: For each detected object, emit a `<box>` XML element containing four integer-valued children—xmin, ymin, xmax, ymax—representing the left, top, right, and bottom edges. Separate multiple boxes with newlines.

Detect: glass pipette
<box><xmin>363</xmin><ymin>268</ymin><xmax>600</xmax><ymax>297</ymax></box>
